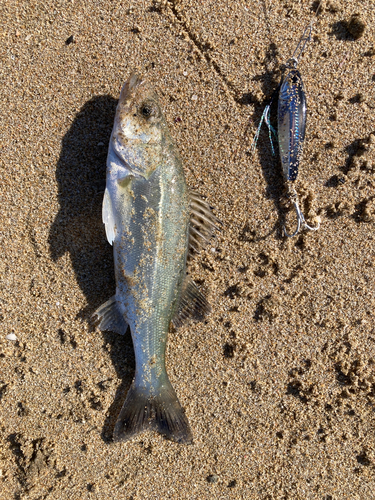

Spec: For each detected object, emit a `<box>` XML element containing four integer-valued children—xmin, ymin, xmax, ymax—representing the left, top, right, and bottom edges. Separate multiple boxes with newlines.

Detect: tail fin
<box><xmin>113</xmin><ymin>380</ymin><xmax>192</xmax><ymax>444</ymax></box>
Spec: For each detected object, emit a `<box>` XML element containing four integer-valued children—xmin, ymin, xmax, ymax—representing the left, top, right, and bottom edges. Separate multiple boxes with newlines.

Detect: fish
<box><xmin>93</xmin><ymin>74</ymin><xmax>219</xmax><ymax>444</ymax></box>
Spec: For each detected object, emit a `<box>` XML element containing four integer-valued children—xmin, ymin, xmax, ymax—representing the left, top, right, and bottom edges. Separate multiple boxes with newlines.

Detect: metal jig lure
<box><xmin>252</xmin><ymin>3</ymin><xmax>321</xmax><ymax>238</ymax></box>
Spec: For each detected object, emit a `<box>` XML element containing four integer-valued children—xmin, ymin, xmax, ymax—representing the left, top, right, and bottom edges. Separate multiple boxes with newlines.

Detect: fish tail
<box><xmin>113</xmin><ymin>379</ymin><xmax>193</xmax><ymax>444</ymax></box>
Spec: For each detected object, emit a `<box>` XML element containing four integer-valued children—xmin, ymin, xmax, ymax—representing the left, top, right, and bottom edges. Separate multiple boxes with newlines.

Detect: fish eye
<box><xmin>140</xmin><ymin>104</ymin><xmax>152</xmax><ymax>118</ymax></box>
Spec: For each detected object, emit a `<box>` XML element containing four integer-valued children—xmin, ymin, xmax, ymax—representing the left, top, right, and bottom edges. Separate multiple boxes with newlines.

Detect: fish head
<box><xmin>112</xmin><ymin>74</ymin><xmax>166</xmax><ymax>160</ymax></box>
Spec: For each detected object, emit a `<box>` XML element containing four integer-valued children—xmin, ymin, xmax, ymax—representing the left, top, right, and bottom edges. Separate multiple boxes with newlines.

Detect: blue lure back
<box><xmin>277</xmin><ymin>67</ymin><xmax>306</xmax><ymax>183</ymax></box>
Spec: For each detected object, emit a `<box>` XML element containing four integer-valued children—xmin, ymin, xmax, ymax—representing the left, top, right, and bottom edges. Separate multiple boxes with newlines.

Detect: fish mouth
<box><xmin>119</xmin><ymin>73</ymin><xmax>144</xmax><ymax>103</ymax></box>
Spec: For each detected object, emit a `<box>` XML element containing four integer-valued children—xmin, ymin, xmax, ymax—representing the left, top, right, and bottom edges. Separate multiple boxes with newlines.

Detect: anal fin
<box><xmin>172</xmin><ymin>276</ymin><xmax>211</xmax><ymax>328</ymax></box>
<box><xmin>92</xmin><ymin>296</ymin><xmax>128</xmax><ymax>335</ymax></box>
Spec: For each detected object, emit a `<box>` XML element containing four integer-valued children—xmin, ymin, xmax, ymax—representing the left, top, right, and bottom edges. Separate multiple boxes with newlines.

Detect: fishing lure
<box><xmin>252</xmin><ymin>5</ymin><xmax>321</xmax><ymax>237</ymax></box>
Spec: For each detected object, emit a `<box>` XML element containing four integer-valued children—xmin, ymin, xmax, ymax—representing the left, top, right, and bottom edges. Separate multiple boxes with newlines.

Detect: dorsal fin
<box><xmin>188</xmin><ymin>190</ymin><xmax>221</xmax><ymax>261</ymax></box>
<box><xmin>172</xmin><ymin>276</ymin><xmax>211</xmax><ymax>328</ymax></box>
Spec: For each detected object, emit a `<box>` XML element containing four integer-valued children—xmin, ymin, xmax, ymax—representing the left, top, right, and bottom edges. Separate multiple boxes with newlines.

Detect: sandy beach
<box><xmin>1</xmin><ymin>0</ymin><xmax>375</xmax><ymax>498</ymax></box>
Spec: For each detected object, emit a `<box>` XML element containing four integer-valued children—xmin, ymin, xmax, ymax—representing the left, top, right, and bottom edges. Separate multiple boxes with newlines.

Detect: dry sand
<box><xmin>1</xmin><ymin>0</ymin><xmax>375</xmax><ymax>498</ymax></box>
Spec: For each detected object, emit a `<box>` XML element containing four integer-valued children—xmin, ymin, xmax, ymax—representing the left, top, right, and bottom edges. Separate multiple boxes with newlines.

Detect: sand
<box><xmin>1</xmin><ymin>0</ymin><xmax>375</xmax><ymax>498</ymax></box>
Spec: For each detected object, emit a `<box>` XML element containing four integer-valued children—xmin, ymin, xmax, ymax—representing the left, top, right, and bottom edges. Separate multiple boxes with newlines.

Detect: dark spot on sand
<box><xmin>89</xmin><ymin>395</ymin><xmax>103</xmax><ymax>411</ymax></box>
<box><xmin>249</xmin><ymin>380</ymin><xmax>257</xmax><ymax>392</ymax></box>
<box><xmin>239</xmin><ymin>223</ymin><xmax>256</xmax><ymax>242</ymax></box>
<box><xmin>238</xmin><ymin>265</ymin><xmax>248</xmax><ymax>273</ymax></box>
<box><xmin>349</xmin><ymin>93</ymin><xmax>364</xmax><ymax>104</ymax></box>
<box><xmin>223</xmin><ymin>342</ymin><xmax>235</xmax><ymax>358</ymax></box>
<box><xmin>56</xmin><ymin>467</ymin><xmax>67</xmax><ymax>478</ymax></box>
<box><xmin>17</xmin><ymin>402</ymin><xmax>27</xmax><ymax>416</ymax></box>
<box><xmin>286</xmin><ymin>381</ymin><xmax>309</xmax><ymax>404</ymax></box>
<box><xmin>254</xmin><ymin>268</ymin><xmax>266</xmax><ymax>278</ymax></box>
<box><xmin>69</xmin><ymin>334</ymin><xmax>77</xmax><ymax>349</ymax></box>
<box><xmin>324</xmin><ymin>175</ymin><xmax>346</xmax><ymax>188</ymax></box>
<box><xmin>356</xmin><ymin>451</ymin><xmax>371</xmax><ymax>466</ymax></box>
<box><xmin>363</xmin><ymin>47</ymin><xmax>375</xmax><ymax>57</ymax></box>
<box><xmin>295</xmin><ymin>235</ymin><xmax>305</xmax><ymax>250</ymax></box>
<box><xmin>347</xmin><ymin>14</ymin><xmax>366</xmax><ymax>39</ymax></box>
<box><xmin>224</xmin><ymin>284</ymin><xmax>241</xmax><ymax>299</ymax></box>
<box><xmin>0</xmin><ymin>383</ymin><xmax>8</xmax><ymax>400</ymax></box>
<box><xmin>330</xmin><ymin>21</ymin><xmax>351</xmax><ymax>40</ymax></box>
<box><xmin>236</xmin><ymin>93</ymin><xmax>257</xmax><ymax>106</ymax></box>
<box><xmin>58</xmin><ymin>328</ymin><xmax>66</xmax><ymax>344</ymax></box>
<box><xmin>330</xmin><ymin>15</ymin><xmax>366</xmax><ymax>40</ymax></box>
<box><xmin>74</xmin><ymin>380</ymin><xmax>83</xmax><ymax>394</ymax></box>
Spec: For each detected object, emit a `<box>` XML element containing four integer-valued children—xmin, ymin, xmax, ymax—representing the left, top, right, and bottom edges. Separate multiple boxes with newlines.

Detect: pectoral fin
<box><xmin>102</xmin><ymin>187</ymin><xmax>116</xmax><ymax>245</ymax></box>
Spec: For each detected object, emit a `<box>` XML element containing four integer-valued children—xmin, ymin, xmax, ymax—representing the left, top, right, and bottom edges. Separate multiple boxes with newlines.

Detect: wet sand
<box><xmin>1</xmin><ymin>1</ymin><xmax>375</xmax><ymax>498</ymax></box>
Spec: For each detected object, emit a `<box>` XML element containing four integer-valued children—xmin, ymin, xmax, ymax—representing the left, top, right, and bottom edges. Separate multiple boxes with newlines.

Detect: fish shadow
<box><xmin>99</xmin><ymin>329</ymin><xmax>135</xmax><ymax>442</ymax></box>
<box><xmin>238</xmin><ymin>42</ymin><xmax>286</xmax><ymax>238</ymax></box>
<box><xmin>49</xmin><ymin>94</ymin><xmax>117</xmax><ymax>310</ymax></box>
<box><xmin>49</xmin><ymin>95</ymin><xmax>135</xmax><ymax>443</ymax></box>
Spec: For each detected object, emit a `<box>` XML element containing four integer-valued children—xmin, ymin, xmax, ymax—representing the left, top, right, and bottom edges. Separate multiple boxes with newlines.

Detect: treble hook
<box><xmin>283</xmin><ymin>193</ymin><xmax>320</xmax><ymax>238</ymax></box>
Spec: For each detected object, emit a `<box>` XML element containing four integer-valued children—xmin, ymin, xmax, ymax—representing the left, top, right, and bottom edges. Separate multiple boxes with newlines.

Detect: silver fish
<box><xmin>93</xmin><ymin>74</ymin><xmax>218</xmax><ymax>443</ymax></box>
